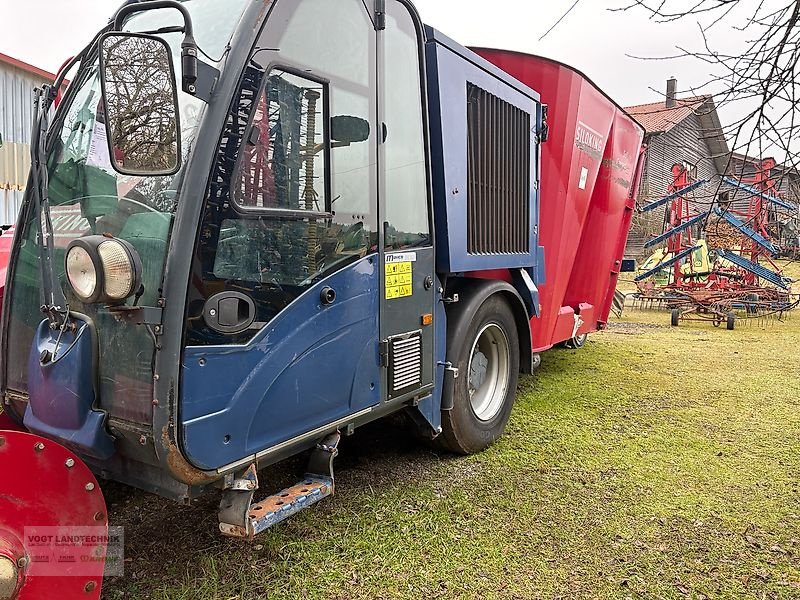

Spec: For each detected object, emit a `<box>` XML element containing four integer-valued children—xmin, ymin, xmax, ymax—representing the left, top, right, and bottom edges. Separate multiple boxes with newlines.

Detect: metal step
<box><xmin>218</xmin><ymin>432</ymin><xmax>341</xmax><ymax>539</ymax></box>
<box><xmin>639</xmin><ymin>179</ymin><xmax>708</xmax><ymax>213</ymax></box>
<box><xmin>246</xmin><ymin>477</ymin><xmax>333</xmax><ymax>535</ymax></box>
<box><xmin>716</xmin><ymin>249</ymin><xmax>789</xmax><ymax>289</ymax></box>
<box><xmin>635</xmin><ymin>245</ymin><xmax>701</xmax><ymax>281</ymax></box>
<box><xmin>721</xmin><ymin>177</ymin><xmax>798</xmax><ymax>211</ymax></box>
<box><xmin>713</xmin><ymin>208</ymin><xmax>778</xmax><ymax>255</ymax></box>
<box><xmin>644</xmin><ymin>213</ymin><xmax>708</xmax><ymax>249</ymax></box>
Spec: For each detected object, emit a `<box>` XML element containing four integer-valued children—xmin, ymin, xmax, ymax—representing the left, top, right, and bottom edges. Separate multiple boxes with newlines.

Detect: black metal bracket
<box><xmin>306</xmin><ymin>431</ymin><xmax>341</xmax><ymax>484</ymax></box>
<box><xmin>375</xmin><ymin>0</ymin><xmax>386</xmax><ymax>30</ymax></box>
<box><xmin>378</xmin><ymin>340</ymin><xmax>390</xmax><ymax>368</ymax></box>
<box><xmin>108</xmin><ymin>305</ymin><xmax>163</xmax><ymax>327</ymax></box>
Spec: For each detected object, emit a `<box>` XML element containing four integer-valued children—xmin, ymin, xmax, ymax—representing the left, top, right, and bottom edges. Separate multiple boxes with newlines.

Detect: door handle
<box><xmin>203</xmin><ymin>291</ymin><xmax>256</xmax><ymax>334</ymax></box>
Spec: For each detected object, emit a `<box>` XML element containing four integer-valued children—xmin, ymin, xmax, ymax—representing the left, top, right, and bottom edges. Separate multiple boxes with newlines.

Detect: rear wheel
<box><xmin>727</xmin><ymin>312</ymin><xmax>736</xmax><ymax>330</ymax></box>
<box><xmin>671</xmin><ymin>309</ymin><xmax>680</xmax><ymax>327</ymax></box>
<box><xmin>438</xmin><ymin>296</ymin><xmax>520</xmax><ymax>455</ymax></box>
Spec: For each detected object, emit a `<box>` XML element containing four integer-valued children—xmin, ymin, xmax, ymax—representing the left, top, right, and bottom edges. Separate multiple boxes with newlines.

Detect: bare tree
<box><xmin>102</xmin><ymin>35</ymin><xmax>179</xmax><ymax>173</ymax></box>
<box><xmin>615</xmin><ymin>1</ymin><xmax>800</xmax><ymax>187</ymax></box>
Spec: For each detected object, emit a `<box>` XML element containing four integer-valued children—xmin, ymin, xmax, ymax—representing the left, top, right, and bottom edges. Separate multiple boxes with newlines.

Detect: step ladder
<box><xmin>218</xmin><ymin>432</ymin><xmax>341</xmax><ymax>539</ymax></box>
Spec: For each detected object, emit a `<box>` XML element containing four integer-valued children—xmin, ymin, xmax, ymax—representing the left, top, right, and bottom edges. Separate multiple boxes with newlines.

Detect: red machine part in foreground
<box><xmin>472</xmin><ymin>49</ymin><xmax>646</xmax><ymax>352</ymax></box>
<box><xmin>0</xmin><ymin>429</ymin><xmax>107</xmax><ymax>600</ymax></box>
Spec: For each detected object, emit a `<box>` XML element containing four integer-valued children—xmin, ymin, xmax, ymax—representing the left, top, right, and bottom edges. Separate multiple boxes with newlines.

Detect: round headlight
<box><xmin>65</xmin><ymin>244</ymin><xmax>99</xmax><ymax>302</ymax></box>
<box><xmin>98</xmin><ymin>240</ymin><xmax>136</xmax><ymax>301</ymax></box>
<box><xmin>65</xmin><ymin>236</ymin><xmax>142</xmax><ymax>305</ymax></box>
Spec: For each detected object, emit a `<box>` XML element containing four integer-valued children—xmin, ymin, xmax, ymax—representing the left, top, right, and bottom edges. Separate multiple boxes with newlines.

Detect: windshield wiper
<box><xmin>30</xmin><ymin>85</ymin><xmax>67</xmax><ymax>324</ymax></box>
<box><xmin>29</xmin><ymin>29</ymin><xmax>110</xmax><ymax>326</ymax></box>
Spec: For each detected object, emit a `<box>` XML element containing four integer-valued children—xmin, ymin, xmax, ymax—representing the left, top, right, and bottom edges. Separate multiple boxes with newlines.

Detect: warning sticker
<box><xmin>385</xmin><ymin>261</ymin><xmax>413</xmax><ymax>299</ymax></box>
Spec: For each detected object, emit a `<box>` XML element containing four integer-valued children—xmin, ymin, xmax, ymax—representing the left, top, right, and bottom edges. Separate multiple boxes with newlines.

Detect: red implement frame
<box><xmin>0</xmin><ymin>430</ymin><xmax>108</xmax><ymax>600</ymax></box>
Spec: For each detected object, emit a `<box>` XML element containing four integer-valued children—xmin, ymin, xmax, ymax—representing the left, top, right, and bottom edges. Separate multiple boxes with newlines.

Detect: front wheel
<box><xmin>438</xmin><ymin>296</ymin><xmax>520</xmax><ymax>455</ymax></box>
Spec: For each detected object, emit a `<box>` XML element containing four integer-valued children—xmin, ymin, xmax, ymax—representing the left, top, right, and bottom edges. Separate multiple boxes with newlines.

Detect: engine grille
<box><xmin>466</xmin><ymin>83</ymin><xmax>531</xmax><ymax>256</ymax></box>
<box><xmin>388</xmin><ymin>331</ymin><xmax>422</xmax><ymax>397</ymax></box>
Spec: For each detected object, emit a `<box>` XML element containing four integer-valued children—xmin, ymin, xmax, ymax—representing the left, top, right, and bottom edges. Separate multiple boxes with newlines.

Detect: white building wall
<box><xmin>0</xmin><ymin>61</ymin><xmax>50</xmax><ymax>225</ymax></box>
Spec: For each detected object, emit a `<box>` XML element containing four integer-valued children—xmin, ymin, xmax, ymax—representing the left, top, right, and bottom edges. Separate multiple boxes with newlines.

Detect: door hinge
<box><xmin>378</xmin><ymin>339</ymin><xmax>389</xmax><ymax>367</ymax></box>
<box><xmin>375</xmin><ymin>0</ymin><xmax>386</xmax><ymax>30</ymax></box>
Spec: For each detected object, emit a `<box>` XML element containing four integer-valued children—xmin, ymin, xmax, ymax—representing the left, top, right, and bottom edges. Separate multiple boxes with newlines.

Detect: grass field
<box><xmin>96</xmin><ymin>261</ymin><xmax>799</xmax><ymax>599</ymax></box>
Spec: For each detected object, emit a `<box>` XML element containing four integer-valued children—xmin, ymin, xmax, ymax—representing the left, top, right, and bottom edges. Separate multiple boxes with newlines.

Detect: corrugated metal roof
<box><xmin>624</xmin><ymin>96</ymin><xmax>709</xmax><ymax>135</ymax></box>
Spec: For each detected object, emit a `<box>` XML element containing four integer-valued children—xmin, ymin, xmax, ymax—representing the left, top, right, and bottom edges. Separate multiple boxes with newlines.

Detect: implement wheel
<box><xmin>438</xmin><ymin>295</ymin><xmax>519</xmax><ymax>455</ymax></box>
<box><xmin>727</xmin><ymin>312</ymin><xmax>736</xmax><ymax>330</ymax></box>
<box><xmin>670</xmin><ymin>309</ymin><xmax>680</xmax><ymax>327</ymax></box>
<box><xmin>564</xmin><ymin>333</ymin><xmax>588</xmax><ymax>349</ymax></box>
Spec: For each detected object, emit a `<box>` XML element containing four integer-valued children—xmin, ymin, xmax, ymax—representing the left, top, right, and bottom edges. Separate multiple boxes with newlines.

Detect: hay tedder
<box><xmin>632</xmin><ymin>162</ymin><xmax>797</xmax><ymax>329</ymax></box>
<box><xmin>0</xmin><ymin>0</ymin><xmax>644</xmax><ymax>596</ymax></box>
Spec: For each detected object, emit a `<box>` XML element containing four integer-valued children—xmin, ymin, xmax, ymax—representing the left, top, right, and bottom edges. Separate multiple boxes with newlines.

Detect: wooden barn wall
<box><xmin>627</xmin><ymin>113</ymin><xmax>722</xmax><ymax>257</ymax></box>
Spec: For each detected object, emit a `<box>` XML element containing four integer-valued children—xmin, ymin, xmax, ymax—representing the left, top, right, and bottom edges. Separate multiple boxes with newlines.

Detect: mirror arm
<box><xmin>181</xmin><ymin>33</ymin><xmax>199</xmax><ymax>95</ymax></box>
<box><xmin>112</xmin><ymin>0</ymin><xmax>198</xmax><ymax>95</ymax></box>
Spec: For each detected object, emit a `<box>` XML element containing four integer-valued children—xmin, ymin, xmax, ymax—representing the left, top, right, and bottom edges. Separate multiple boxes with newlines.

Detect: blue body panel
<box><xmin>181</xmin><ymin>256</ymin><xmax>382</xmax><ymax>471</ymax></box>
<box><xmin>424</xmin><ymin>27</ymin><xmax>543</xmax><ymax>277</ymax></box>
<box><xmin>24</xmin><ymin>318</ymin><xmax>115</xmax><ymax>460</ymax></box>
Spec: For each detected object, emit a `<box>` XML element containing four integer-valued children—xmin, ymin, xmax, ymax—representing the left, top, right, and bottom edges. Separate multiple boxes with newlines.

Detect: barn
<box><xmin>0</xmin><ymin>53</ymin><xmax>62</xmax><ymax>226</ymax></box>
<box><xmin>624</xmin><ymin>78</ymin><xmax>730</xmax><ymax>257</ymax></box>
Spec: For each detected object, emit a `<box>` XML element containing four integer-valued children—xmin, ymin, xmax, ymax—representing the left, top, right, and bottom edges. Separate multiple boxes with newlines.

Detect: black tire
<box><xmin>438</xmin><ymin>295</ymin><xmax>520</xmax><ymax>455</ymax></box>
<box><xmin>726</xmin><ymin>312</ymin><xmax>736</xmax><ymax>330</ymax></box>
<box><xmin>564</xmin><ymin>332</ymin><xmax>589</xmax><ymax>349</ymax></box>
<box><xmin>671</xmin><ymin>309</ymin><xmax>680</xmax><ymax>327</ymax></box>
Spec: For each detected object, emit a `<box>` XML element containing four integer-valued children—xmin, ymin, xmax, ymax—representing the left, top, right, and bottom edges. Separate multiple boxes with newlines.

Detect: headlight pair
<box><xmin>65</xmin><ymin>236</ymin><xmax>143</xmax><ymax>304</ymax></box>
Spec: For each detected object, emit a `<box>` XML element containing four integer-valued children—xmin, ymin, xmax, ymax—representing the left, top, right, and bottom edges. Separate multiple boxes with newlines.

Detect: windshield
<box><xmin>4</xmin><ymin>0</ymin><xmax>250</xmax><ymax>424</ymax></box>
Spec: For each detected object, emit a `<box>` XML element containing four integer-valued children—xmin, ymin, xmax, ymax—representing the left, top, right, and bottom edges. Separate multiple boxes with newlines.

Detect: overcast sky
<box><xmin>0</xmin><ymin>0</ymin><xmax>763</xmax><ymax>148</ymax></box>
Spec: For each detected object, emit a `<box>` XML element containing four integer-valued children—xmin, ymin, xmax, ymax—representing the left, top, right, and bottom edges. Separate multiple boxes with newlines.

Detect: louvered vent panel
<box><xmin>389</xmin><ymin>332</ymin><xmax>422</xmax><ymax>395</ymax></box>
<box><xmin>466</xmin><ymin>83</ymin><xmax>531</xmax><ymax>255</ymax></box>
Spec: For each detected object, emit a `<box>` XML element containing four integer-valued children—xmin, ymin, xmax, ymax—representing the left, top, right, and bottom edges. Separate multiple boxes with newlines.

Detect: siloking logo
<box><xmin>575</xmin><ymin>121</ymin><xmax>605</xmax><ymax>158</ymax></box>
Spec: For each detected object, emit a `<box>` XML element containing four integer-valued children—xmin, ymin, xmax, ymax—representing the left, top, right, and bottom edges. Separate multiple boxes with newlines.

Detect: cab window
<box><xmin>188</xmin><ymin>0</ymin><xmax>377</xmax><ymax>345</ymax></box>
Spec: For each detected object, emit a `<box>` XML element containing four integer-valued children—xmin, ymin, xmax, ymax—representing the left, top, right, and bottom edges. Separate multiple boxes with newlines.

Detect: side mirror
<box><xmin>99</xmin><ymin>32</ymin><xmax>181</xmax><ymax>176</ymax></box>
<box><xmin>331</xmin><ymin>116</ymin><xmax>370</xmax><ymax>145</ymax></box>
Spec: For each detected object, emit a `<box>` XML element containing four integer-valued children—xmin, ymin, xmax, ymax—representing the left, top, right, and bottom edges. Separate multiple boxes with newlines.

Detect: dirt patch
<box><xmin>604</xmin><ymin>321</ymin><xmax>669</xmax><ymax>335</ymax></box>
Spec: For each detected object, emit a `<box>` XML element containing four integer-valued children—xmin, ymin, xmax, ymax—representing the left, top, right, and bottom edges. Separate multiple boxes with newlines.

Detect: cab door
<box><xmin>180</xmin><ymin>0</ymin><xmax>383</xmax><ymax>471</ymax></box>
<box><xmin>377</xmin><ymin>2</ymin><xmax>436</xmax><ymax>403</ymax></box>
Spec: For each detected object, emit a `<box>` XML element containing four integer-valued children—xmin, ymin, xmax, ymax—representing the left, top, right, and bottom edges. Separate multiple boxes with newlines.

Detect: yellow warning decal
<box><xmin>385</xmin><ymin>253</ymin><xmax>415</xmax><ymax>300</ymax></box>
<box><xmin>385</xmin><ymin>262</ymin><xmax>413</xmax><ymax>299</ymax></box>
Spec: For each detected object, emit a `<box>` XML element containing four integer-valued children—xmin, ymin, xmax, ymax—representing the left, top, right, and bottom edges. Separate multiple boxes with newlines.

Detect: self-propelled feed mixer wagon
<box><xmin>0</xmin><ymin>1</ymin><xmax>644</xmax><ymax>596</ymax></box>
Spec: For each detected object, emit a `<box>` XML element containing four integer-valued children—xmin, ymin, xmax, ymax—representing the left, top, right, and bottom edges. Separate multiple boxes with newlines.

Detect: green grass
<box><xmin>101</xmin><ymin>261</ymin><xmax>800</xmax><ymax>599</ymax></box>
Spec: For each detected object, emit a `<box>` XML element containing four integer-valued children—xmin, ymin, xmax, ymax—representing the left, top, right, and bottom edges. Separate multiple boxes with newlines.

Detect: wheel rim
<box><xmin>468</xmin><ymin>323</ymin><xmax>510</xmax><ymax>422</ymax></box>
